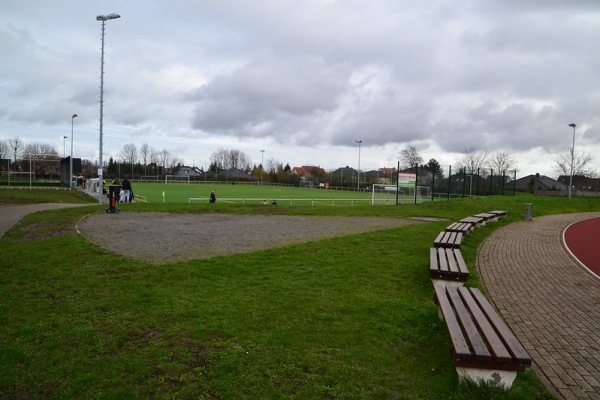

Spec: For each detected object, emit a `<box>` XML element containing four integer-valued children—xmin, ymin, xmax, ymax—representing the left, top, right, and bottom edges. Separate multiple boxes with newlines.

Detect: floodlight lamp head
<box><xmin>72</xmin><ymin>114</ymin><xmax>78</xmax><ymax>119</ymax></box>
<box><xmin>96</xmin><ymin>13</ymin><xmax>120</xmax><ymax>21</ymax></box>
<box><xmin>569</xmin><ymin>123</ymin><xmax>576</xmax><ymax>128</ymax></box>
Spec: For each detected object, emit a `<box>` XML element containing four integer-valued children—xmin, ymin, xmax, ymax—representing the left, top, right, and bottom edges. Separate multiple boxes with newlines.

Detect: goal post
<box><xmin>371</xmin><ymin>183</ymin><xmax>431</xmax><ymax>204</ymax></box>
<box><xmin>140</xmin><ymin>175</ymin><xmax>159</xmax><ymax>182</ymax></box>
<box><xmin>7</xmin><ymin>172</ymin><xmax>34</xmax><ymax>187</ymax></box>
<box><xmin>165</xmin><ymin>175</ymin><xmax>190</xmax><ymax>184</ymax></box>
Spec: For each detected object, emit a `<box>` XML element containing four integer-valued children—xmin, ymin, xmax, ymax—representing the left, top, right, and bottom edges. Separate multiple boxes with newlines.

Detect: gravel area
<box><xmin>77</xmin><ymin>212</ymin><xmax>422</xmax><ymax>264</ymax></box>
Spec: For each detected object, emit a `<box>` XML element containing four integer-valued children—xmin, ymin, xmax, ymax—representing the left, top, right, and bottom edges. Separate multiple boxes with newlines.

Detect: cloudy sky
<box><xmin>1</xmin><ymin>0</ymin><xmax>599</xmax><ymax>177</ymax></box>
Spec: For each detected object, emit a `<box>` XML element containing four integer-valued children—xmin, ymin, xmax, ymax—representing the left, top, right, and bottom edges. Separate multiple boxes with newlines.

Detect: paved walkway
<box><xmin>0</xmin><ymin>203</ymin><xmax>93</xmax><ymax>237</ymax></box>
<box><xmin>478</xmin><ymin>212</ymin><xmax>600</xmax><ymax>400</ymax></box>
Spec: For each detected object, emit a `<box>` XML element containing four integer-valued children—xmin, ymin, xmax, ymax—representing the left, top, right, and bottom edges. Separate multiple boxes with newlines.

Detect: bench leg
<box><xmin>456</xmin><ymin>367</ymin><xmax>517</xmax><ymax>389</ymax></box>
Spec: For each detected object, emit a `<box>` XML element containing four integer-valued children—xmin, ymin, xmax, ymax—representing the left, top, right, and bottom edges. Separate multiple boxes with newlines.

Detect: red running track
<box><xmin>564</xmin><ymin>217</ymin><xmax>600</xmax><ymax>278</ymax></box>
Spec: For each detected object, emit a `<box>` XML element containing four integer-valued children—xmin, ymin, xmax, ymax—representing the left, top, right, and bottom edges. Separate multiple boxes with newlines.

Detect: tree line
<box><xmin>1</xmin><ymin>137</ymin><xmax>597</xmax><ymax>183</ymax></box>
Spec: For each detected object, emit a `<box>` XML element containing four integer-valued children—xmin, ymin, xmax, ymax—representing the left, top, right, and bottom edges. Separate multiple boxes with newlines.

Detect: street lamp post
<box><xmin>96</xmin><ymin>12</ymin><xmax>121</xmax><ymax>204</ymax></box>
<box><xmin>70</xmin><ymin>114</ymin><xmax>77</xmax><ymax>189</ymax></box>
<box><xmin>568</xmin><ymin>123</ymin><xmax>576</xmax><ymax>199</ymax></box>
<box><xmin>260</xmin><ymin>149</ymin><xmax>265</xmax><ymax>185</ymax></box>
<box><xmin>355</xmin><ymin>140</ymin><xmax>362</xmax><ymax>190</ymax></box>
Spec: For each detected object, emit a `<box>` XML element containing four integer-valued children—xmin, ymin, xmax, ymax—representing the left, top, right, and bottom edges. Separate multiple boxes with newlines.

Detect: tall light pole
<box><xmin>355</xmin><ymin>140</ymin><xmax>362</xmax><ymax>190</ymax></box>
<box><xmin>63</xmin><ymin>136</ymin><xmax>68</xmax><ymax>158</ymax></box>
<box><xmin>70</xmin><ymin>114</ymin><xmax>77</xmax><ymax>189</ymax></box>
<box><xmin>260</xmin><ymin>150</ymin><xmax>265</xmax><ymax>185</ymax></box>
<box><xmin>568</xmin><ymin>123</ymin><xmax>576</xmax><ymax>199</ymax></box>
<box><xmin>96</xmin><ymin>12</ymin><xmax>121</xmax><ymax>204</ymax></box>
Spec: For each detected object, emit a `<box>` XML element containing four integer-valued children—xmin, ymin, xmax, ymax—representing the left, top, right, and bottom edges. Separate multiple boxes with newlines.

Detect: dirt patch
<box><xmin>77</xmin><ymin>212</ymin><xmax>422</xmax><ymax>264</ymax></box>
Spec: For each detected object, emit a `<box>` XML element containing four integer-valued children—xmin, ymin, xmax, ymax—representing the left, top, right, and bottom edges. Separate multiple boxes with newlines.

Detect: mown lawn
<box><xmin>2</xmin><ymin>189</ymin><xmax>593</xmax><ymax>399</ymax></box>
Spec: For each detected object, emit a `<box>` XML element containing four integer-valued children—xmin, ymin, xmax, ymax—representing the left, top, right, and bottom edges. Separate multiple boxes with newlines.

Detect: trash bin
<box><xmin>522</xmin><ymin>203</ymin><xmax>533</xmax><ymax>221</ymax></box>
<box><xmin>106</xmin><ymin>184</ymin><xmax>122</xmax><ymax>213</ymax></box>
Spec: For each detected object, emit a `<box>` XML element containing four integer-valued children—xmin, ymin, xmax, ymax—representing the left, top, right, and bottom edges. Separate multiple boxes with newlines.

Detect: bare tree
<box><xmin>399</xmin><ymin>146</ymin><xmax>424</xmax><ymax>169</ymax></box>
<box><xmin>8</xmin><ymin>137</ymin><xmax>24</xmax><ymax>163</ymax></box>
<box><xmin>157</xmin><ymin>149</ymin><xmax>172</xmax><ymax>172</ymax></box>
<box><xmin>455</xmin><ymin>148</ymin><xmax>488</xmax><ymax>175</ymax></box>
<box><xmin>210</xmin><ymin>148</ymin><xmax>228</xmax><ymax>171</ymax></box>
<box><xmin>23</xmin><ymin>142</ymin><xmax>58</xmax><ymax>159</ymax></box>
<box><xmin>23</xmin><ymin>142</ymin><xmax>59</xmax><ymax>176</ymax></box>
<box><xmin>139</xmin><ymin>143</ymin><xmax>152</xmax><ymax>175</ymax></box>
<box><xmin>552</xmin><ymin>150</ymin><xmax>598</xmax><ymax>178</ymax></box>
<box><xmin>0</xmin><ymin>140</ymin><xmax>9</xmax><ymax>159</ymax></box>
<box><xmin>119</xmin><ymin>143</ymin><xmax>138</xmax><ymax>178</ymax></box>
<box><xmin>120</xmin><ymin>143</ymin><xmax>138</xmax><ymax>165</ymax></box>
<box><xmin>488</xmin><ymin>152</ymin><xmax>518</xmax><ymax>175</ymax></box>
<box><xmin>210</xmin><ymin>148</ymin><xmax>251</xmax><ymax>171</ymax></box>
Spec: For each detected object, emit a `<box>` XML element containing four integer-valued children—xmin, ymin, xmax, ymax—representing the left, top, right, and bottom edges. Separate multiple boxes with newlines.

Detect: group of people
<box><xmin>105</xmin><ymin>177</ymin><xmax>134</xmax><ymax>203</ymax></box>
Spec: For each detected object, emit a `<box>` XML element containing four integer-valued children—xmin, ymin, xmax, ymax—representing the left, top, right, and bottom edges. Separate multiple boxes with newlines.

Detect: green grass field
<box><xmin>3</xmin><ymin>188</ymin><xmax>595</xmax><ymax>398</ymax></box>
<box><xmin>132</xmin><ymin>182</ymin><xmax>401</xmax><ymax>205</ymax></box>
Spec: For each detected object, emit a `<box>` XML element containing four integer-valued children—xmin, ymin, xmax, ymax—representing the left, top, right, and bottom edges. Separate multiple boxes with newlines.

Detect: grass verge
<box><xmin>1</xmin><ymin>190</ymin><xmax>592</xmax><ymax>399</ymax></box>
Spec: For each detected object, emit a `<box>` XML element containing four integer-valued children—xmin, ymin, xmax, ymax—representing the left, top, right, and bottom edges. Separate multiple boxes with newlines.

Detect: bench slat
<box><xmin>447</xmin><ymin>287</ymin><xmax>492</xmax><ymax>362</ymax></box>
<box><xmin>451</xmin><ymin>249</ymin><xmax>469</xmax><ymax>275</ymax></box>
<box><xmin>470</xmin><ymin>289</ymin><xmax>532</xmax><ymax>366</ymax></box>
<box><xmin>458</xmin><ymin>287</ymin><xmax>513</xmax><ymax>363</ymax></box>
<box><xmin>433</xmin><ymin>231</ymin><xmax>446</xmax><ymax>247</ymax></box>
<box><xmin>438</xmin><ymin>248</ymin><xmax>450</xmax><ymax>272</ymax></box>
<box><xmin>434</xmin><ymin>285</ymin><xmax>473</xmax><ymax>360</ymax></box>
<box><xmin>445</xmin><ymin>248</ymin><xmax>458</xmax><ymax>273</ymax></box>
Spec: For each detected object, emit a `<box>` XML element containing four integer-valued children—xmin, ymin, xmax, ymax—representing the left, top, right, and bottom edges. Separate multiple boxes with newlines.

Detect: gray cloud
<box><xmin>1</xmin><ymin>0</ymin><xmax>599</xmax><ymax>175</ymax></box>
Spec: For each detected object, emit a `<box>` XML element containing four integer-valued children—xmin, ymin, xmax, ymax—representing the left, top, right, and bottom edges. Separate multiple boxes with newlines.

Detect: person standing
<box><xmin>209</xmin><ymin>190</ymin><xmax>216</xmax><ymax>203</ymax></box>
<box><xmin>122</xmin><ymin>177</ymin><xmax>133</xmax><ymax>203</ymax></box>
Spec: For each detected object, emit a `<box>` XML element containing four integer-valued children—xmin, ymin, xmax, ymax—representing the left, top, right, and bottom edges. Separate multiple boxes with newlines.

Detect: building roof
<box><xmin>292</xmin><ymin>165</ymin><xmax>325</xmax><ymax>177</ymax></box>
<box><xmin>510</xmin><ymin>174</ymin><xmax>567</xmax><ymax>191</ymax></box>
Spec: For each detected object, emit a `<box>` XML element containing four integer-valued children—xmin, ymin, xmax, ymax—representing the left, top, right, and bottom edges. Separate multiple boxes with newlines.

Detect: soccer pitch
<box><xmin>131</xmin><ymin>182</ymin><xmax>400</xmax><ymax>205</ymax></box>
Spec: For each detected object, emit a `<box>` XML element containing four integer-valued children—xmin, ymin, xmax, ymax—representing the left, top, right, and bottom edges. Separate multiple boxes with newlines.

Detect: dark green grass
<box><xmin>132</xmin><ymin>182</ymin><xmax>398</xmax><ymax>204</ymax></box>
<box><xmin>1</xmin><ymin>190</ymin><xmax>593</xmax><ymax>398</ymax></box>
<box><xmin>0</xmin><ymin>188</ymin><xmax>95</xmax><ymax>205</ymax></box>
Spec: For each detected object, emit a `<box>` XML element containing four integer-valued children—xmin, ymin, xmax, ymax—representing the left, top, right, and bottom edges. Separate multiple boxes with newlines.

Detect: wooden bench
<box><xmin>459</xmin><ymin>216</ymin><xmax>484</xmax><ymax>228</ymax></box>
<box><xmin>433</xmin><ymin>231</ymin><xmax>463</xmax><ymax>248</ymax></box>
<box><xmin>446</xmin><ymin>222</ymin><xmax>473</xmax><ymax>235</ymax></box>
<box><xmin>473</xmin><ymin>213</ymin><xmax>498</xmax><ymax>225</ymax></box>
<box><xmin>488</xmin><ymin>210</ymin><xmax>507</xmax><ymax>219</ymax></box>
<box><xmin>430</xmin><ymin>247</ymin><xmax>469</xmax><ymax>286</ymax></box>
<box><xmin>434</xmin><ymin>285</ymin><xmax>532</xmax><ymax>388</ymax></box>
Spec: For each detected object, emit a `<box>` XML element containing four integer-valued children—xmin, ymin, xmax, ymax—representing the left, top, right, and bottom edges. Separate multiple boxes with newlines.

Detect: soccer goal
<box><xmin>371</xmin><ymin>184</ymin><xmax>431</xmax><ymax>204</ymax></box>
<box><xmin>165</xmin><ymin>175</ymin><xmax>190</xmax><ymax>184</ymax></box>
<box><xmin>7</xmin><ymin>172</ymin><xmax>34</xmax><ymax>187</ymax></box>
<box><xmin>300</xmin><ymin>181</ymin><xmax>314</xmax><ymax>189</ymax></box>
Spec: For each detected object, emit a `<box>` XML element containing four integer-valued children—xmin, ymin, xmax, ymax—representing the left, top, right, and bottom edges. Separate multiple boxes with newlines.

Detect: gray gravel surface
<box><xmin>77</xmin><ymin>212</ymin><xmax>422</xmax><ymax>264</ymax></box>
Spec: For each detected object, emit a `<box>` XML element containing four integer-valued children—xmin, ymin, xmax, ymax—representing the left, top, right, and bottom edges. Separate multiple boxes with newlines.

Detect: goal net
<box><xmin>165</xmin><ymin>175</ymin><xmax>190</xmax><ymax>184</ymax></box>
<box><xmin>300</xmin><ymin>181</ymin><xmax>314</xmax><ymax>188</ymax></box>
<box><xmin>371</xmin><ymin>184</ymin><xmax>431</xmax><ymax>204</ymax></box>
<box><xmin>7</xmin><ymin>172</ymin><xmax>34</xmax><ymax>186</ymax></box>
<box><xmin>141</xmin><ymin>175</ymin><xmax>159</xmax><ymax>182</ymax></box>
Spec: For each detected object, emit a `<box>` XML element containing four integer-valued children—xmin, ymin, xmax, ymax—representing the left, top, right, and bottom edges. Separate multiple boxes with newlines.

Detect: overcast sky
<box><xmin>2</xmin><ymin>0</ymin><xmax>599</xmax><ymax>177</ymax></box>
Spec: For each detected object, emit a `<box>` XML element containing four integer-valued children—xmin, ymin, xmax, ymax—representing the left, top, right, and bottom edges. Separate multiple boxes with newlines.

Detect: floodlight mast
<box><xmin>96</xmin><ymin>13</ymin><xmax>121</xmax><ymax>204</ymax></box>
<box><xmin>568</xmin><ymin>123</ymin><xmax>576</xmax><ymax>199</ymax></box>
<box><xmin>70</xmin><ymin>114</ymin><xmax>77</xmax><ymax>190</ymax></box>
